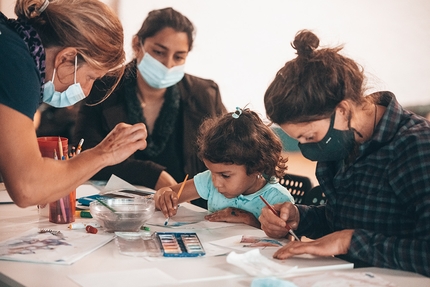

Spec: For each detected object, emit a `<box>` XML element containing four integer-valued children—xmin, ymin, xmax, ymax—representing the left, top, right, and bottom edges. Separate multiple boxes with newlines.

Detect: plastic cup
<box><xmin>48</xmin><ymin>190</ymin><xmax>76</xmax><ymax>224</ymax></box>
<box><xmin>37</xmin><ymin>136</ymin><xmax>68</xmax><ymax>159</ymax></box>
<box><xmin>37</xmin><ymin>137</ymin><xmax>75</xmax><ymax>224</ymax></box>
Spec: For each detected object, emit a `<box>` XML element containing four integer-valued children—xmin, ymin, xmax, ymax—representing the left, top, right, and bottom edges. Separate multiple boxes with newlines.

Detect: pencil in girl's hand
<box><xmin>259</xmin><ymin>195</ymin><xmax>300</xmax><ymax>241</ymax></box>
<box><xmin>176</xmin><ymin>174</ymin><xmax>188</xmax><ymax>199</ymax></box>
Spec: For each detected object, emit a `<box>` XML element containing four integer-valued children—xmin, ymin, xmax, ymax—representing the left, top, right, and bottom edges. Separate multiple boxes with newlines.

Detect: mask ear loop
<box><xmin>51</xmin><ymin>68</ymin><xmax>56</xmax><ymax>85</ymax></box>
<box><xmin>74</xmin><ymin>56</ymin><xmax>78</xmax><ymax>84</ymax></box>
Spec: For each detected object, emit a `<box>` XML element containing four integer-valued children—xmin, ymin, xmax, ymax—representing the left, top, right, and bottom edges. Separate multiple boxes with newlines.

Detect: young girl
<box><xmin>154</xmin><ymin>107</ymin><xmax>294</xmax><ymax>228</ymax></box>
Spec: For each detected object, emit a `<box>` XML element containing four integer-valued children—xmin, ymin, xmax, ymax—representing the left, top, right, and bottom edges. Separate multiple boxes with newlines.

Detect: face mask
<box><xmin>42</xmin><ymin>56</ymin><xmax>85</xmax><ymax>108</ymax></box>
<box><xmin>298</xmin><ymin>112</ymin><xmax>355</xmax><ymax>162</ymax></box>
<box><xmin>137</xmin><ymin>52</ymin><xmax>185</xmax><ymax>89</ymax></box>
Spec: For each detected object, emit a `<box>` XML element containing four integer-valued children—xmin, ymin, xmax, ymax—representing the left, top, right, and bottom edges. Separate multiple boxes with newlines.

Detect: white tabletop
<box><xmin>0</xmin><ymin>189</ymin><xmax>428</xmax><ymax>287</ymax></box>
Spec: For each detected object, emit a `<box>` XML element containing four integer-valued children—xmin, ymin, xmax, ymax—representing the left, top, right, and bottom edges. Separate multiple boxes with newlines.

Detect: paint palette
<box><xmin>156</xmin><ymin>232</ymin><xmax>206</xmax><ymax>257</ymax></box>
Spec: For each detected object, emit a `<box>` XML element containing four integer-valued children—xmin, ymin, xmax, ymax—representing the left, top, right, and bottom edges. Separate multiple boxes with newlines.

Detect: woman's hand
<box><xmin>259</xmin><ymin>202</ymin><xmax>299</xmax><ymax>239</ymax></box>
<box><xmin>96</xmin><ymin>122</ymin><xmax>147</xmax><ymax>166</ymax></box>
<box><xmin>154</xmin><ymin>187</ymin><xmax>179</xmax><ymax>217</ymax></box>
<box><xmin>272</xmin><ymin>229</ymin><xmax>354</xmax><ymax>259</ymax></box>
<box><xmin>205</xmin><ymin>207</ymin><xmax>260</xmax><ymax>228</ymax></box>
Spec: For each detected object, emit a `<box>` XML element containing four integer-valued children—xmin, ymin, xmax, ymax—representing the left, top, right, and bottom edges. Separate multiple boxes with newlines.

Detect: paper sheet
<box><xmin>69</xmin><ymin>268</ymin><xmax>178</xmax><ymax>287</ymax></box>
<box><xmin>146</xmin><ymin>205</ymin><xmax>236</xmax><ymax>229</ymax></box>
<box><xmin>0</xmin><ymin>227</ymin><xmax>113</xmax><ymax>265</ymax></box>
<box><xmin>210</xmin><ymin>235</ymin><xmax>289</xmax><ymax>251</ymax></box>
<box><xmin>0</xmin><ymin>183</ymin><xmax>13</xmax><ymax>204</ymax></box>
<box><xmin>290</xmin><ymin>271</ymin><xmax>397</xmax><ymax>286</ymax></box>
<box><xmin>227</xmin><ymin>249</ymin><xmax>298</xmax><ymax>277</ymax></box>
<box><xmin>100</xmin><ymin>175</ymin><xmax>155</xmax><ymax>195</ymax></box>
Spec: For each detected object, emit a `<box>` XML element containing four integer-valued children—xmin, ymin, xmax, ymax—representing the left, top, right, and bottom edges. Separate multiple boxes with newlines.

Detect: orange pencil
<box><xmin>176</xmin><ymin>174</ymin><xmax>189</xmax><ymax>199</ymax></box>
<box><xmin>259</xmin><ymin>195</ymin><xmax>300</xmax><ymax>241</ymax></box>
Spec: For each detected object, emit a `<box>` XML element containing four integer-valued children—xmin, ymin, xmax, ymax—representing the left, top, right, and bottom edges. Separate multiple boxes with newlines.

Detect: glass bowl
<box><xmin>89</xmin><ymin>197</ymin><xmax>155</xmax><ymax>232</ymax></box>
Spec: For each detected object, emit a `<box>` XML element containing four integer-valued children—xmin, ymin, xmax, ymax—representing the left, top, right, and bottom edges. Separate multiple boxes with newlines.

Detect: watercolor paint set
<box><xmin>114</xmin><ymin>231</ymin><xmax>205</xmax><ymax>258</ymax></box>
<box><xmin>156</xmin><ymin>232</ymin><xmax>206</xmax><ymax>257</ymax></box>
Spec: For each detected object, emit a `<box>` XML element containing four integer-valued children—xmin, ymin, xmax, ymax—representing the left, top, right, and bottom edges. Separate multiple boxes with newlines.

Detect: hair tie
<box><xmin>268</xmin><ymin>176</ymin><xmax>279</xmax><ymax>184</ymax></box>
<box><xmin>38</xmin><ymin>0</ymin><xmax>49</xmax><ymax>14</ymax></box>
<box><xmin>232</xmin><ymin>107</ymin><xmax>242</xmax><ymax>119</ymax></box>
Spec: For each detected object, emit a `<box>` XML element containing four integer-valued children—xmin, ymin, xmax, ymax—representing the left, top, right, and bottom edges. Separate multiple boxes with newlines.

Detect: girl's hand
<box><xmin>154</xmin><ymin>187</ymin><xmax>179</xmax><ymax>217</ymax></box>
<box><xmin>259</xmin><ymin>202</ymin><xmax>299</xmax><ymax>239</ymax></box>
<box><xmin>273</xmin><ymin>230</ymin><xmax>354</xmax><ymax>259</ymax></box>
<box><xmin>205</xmin><ymin>207</ymin><xmax>260</xmax><ymax>228</ymax></box>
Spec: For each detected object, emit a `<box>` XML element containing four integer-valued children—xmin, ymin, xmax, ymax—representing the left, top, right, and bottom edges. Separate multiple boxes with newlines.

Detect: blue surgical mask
<box><xmin>42</xmin><ymin>56</ymin><xmax>85</xmax><ymax>108</ymax></box>
<box><xmin>137</xmin><ymin>52</ymin><xmax>185</xmax><ymax>89</ymax></box>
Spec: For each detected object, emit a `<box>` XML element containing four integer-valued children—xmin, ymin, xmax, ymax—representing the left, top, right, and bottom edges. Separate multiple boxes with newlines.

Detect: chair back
<box><xmin>303</xmin><ymin>185</ymin><xmax>327</xmax><ymax>206</ymax></box>
<box><xmin>279</xmin><ymin>174</ymin><xmax>312</xmax><ymax>204</ymax></box>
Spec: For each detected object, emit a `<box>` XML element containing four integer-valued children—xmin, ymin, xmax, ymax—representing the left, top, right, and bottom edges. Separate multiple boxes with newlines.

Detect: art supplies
<box><xmin>0</xmin><ymin>228</ymin><xmax>113</xmax><ymax>265</ymax></box>
<box><xmin>164</xmin><ymin>174</ymin><xmax>188</xmax><ymax>226</ymax></box>
<box><xmin>114</xmin><ymin>232</ymin><xmax>205</xmax><ymax>258</ymax></box>
<box><xmin>259</xmin><ymin>195</ymin><xmax>300</xmax><ymax>241</ymax></box>
<box><xmin>78</xmin><ymin>190</ymin><xmax>153</xmax><ymax>206</ymax></box>
<box><xmin>37</xmin><ymin>136</ymin><xmax>75</xmax><ymax>224</ymax></box>
<box><xmin>156</xmin><ymin>232</ymin><xmax>205</xmax><ymax>257</ymax></box>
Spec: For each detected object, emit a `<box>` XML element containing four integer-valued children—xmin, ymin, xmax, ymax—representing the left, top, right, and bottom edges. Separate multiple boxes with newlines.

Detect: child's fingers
<box><xmin>159</xmin><ymin>191</ymin><xmax>179</xmax><ymax>217</ymax></box>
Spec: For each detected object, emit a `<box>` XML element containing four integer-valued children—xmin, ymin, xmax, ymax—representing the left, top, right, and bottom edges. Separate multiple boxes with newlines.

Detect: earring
<box><xmin>257</xmin><ymin>174</ymin><xmax>262</xmax><ymax>179</ymax></box>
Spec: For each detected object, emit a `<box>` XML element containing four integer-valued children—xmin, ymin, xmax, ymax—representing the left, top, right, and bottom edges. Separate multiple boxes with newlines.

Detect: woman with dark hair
<box><xmin>73</xmin><ymin>8</ymin><xmax>226</xmax><ymax>208</ymax></box>
<box><xmin>260</xmin><ymin>30</ymin><xmax>430</xmax><ymax>276</ymax></box>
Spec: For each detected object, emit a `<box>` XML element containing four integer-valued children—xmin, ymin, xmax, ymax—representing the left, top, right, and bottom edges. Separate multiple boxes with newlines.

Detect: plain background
<box><xmin>1</xmin><ymin>0</ymin><xmax>429</xmax><ymax>117</ymax></box>
<box><xmin>2</xmin><ymin>0</ymin><xmax>429</xmax><ymax>185</ymax></box>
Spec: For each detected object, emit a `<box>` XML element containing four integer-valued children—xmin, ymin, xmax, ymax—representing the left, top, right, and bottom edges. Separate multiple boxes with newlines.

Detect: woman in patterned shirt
<box><xmin>260</xmin><ymin>29</ymin><xmax>430</xmax><ymax>276</ymax></box>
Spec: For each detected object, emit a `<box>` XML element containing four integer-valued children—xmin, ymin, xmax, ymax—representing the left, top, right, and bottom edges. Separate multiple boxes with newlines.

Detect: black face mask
<box><xmin>298</xmin><ymin>113</ymin><xmax>355</xmax><ymax>162</ymax></box>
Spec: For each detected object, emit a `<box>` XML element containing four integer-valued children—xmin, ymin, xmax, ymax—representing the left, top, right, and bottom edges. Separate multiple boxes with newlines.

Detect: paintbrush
<box><xmin>259</xmin><ymin>195</ymin><xmax>300</xmax><ymax>241</ymax></box>
<box><xmin>164</xmin><ymin>174</ymin><xmax>188</xmax><ymax>226</ymax></box>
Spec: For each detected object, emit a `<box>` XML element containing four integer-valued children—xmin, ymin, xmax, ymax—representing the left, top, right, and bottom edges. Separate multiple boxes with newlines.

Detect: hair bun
<box><xmin>291</xmin><ymin>29</ymin><xmax>319</xmax><ymax>59</ymax></box>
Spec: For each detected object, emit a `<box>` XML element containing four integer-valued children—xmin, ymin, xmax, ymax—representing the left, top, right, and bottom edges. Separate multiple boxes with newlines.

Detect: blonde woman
<box><xmin>0</xmin><ymin>0</ymin><xmax>147</xmax><ymax>207</ymax></box>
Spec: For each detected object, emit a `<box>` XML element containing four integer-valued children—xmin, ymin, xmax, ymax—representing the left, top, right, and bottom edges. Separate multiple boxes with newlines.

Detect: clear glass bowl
<box><xmin>89</xmin><ymin>197</ymin><xmax>155</xmax><ymax>232</ymax></box>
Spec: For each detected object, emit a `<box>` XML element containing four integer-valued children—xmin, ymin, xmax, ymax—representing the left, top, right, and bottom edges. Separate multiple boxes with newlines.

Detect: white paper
<box><xmin>76</xmin><ymin>184</ymin><xmax>102</xmax><ymax>199</ymax></box>
<box><xmin>210</xmin><ymin>235</ymin><xmax>288</xmax><ymax>251</ymax></box>
<box><xmin>0</xmin><ymin>227</ymin><xmax>113</xmax><ymax>265</ymax></box>
<box><xmin>227</xmin><ymin>248</ymin><xmax>298</xmax><ymax>277</ymax></box>
<box><xmin>69</xmin><ymin>268</ymin><xmax>178</xmax><ymax>287</ymax></box>
<box><xmin>290</xmin><ymin>271</ymin><xmax>397</xmax><ymax>287</ymax></box>
<box><xmin>0</xmin><ymin>183</ymin><xmax>13</xmax><ymax>204</ymax></box>
<box><xmin>146</xmin><ymin>205</ymin><xmax>236</xmax><ymax>229</ymax></box>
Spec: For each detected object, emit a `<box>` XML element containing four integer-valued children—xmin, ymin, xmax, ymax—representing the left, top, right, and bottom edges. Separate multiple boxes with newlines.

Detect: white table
<box><xmin>0</xmin><ymin>190</ymin><xmax>428</xmax><ymax>287</ymax></box>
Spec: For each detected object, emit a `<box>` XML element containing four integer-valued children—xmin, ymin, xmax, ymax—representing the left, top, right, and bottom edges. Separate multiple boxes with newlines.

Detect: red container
<box><xmin>37</xmin><ymin>136</ymin><xmax>75</xmax><ymax>224</ymax></box>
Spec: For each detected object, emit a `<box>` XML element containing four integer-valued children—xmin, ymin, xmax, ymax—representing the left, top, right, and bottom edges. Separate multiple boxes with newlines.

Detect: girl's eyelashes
<box><xmin>221</xmin><ymin>174</ymin><xmax>230</xmax><ymax>178</ymax></box>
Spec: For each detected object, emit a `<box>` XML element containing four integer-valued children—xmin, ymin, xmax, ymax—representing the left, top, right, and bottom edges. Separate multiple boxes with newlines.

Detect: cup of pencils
<box><xmin>37</xmin><ymin>136</ymin><xmax>76</xmax><ymax>224</ymax></box>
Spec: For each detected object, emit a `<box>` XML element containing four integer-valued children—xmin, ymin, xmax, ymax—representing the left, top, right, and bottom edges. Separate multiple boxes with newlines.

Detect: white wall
<box><xmin>118</xmin><ymin>0</ymin><xmax>430</xmax><ymax>117</ymax></box>
<box><xmin>2</xmin><ymin>0</ymin><xmax>430</xmax><ymax>117</ymax></box>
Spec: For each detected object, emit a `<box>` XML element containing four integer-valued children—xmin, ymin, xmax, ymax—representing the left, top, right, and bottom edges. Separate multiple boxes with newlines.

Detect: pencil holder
<box><xmin>37</xmin><ymin>136</ymin><xmax>76</xmax><ymax>224</ymax></box>
<box><xmin>37</xmin><ymin>136</ymin><xmax>68</xmax><ymax>159</ymax></box>
<box><xmin>49</xmin><ymin>190</ymin><xmax>76</xmax><ymax>224</ymax></box>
